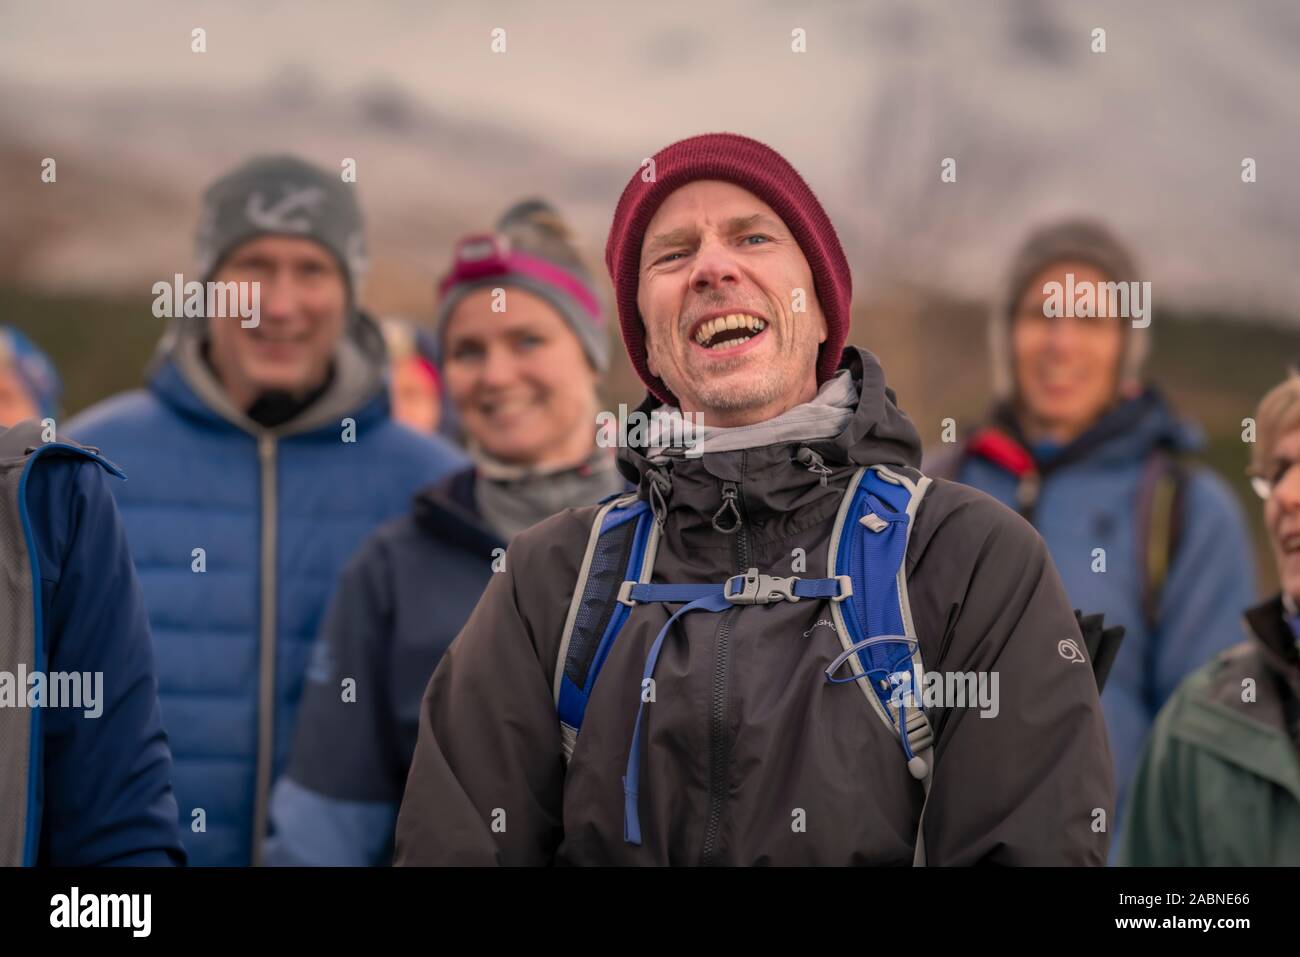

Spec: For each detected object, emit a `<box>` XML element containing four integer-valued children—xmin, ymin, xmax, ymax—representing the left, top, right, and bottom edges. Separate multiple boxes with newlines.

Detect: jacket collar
<box><xmin>1245</xmin><ymin>595</ymin><xmax>1300</xmax><ymax>699</ymax></box>
<box><xmin>146</xmin><ymin>311</ymin><xmax>390</xmax><ymax>439</ymax></box>
<box><xmin>413</xmin><ymin>467</ymin><xmax>505</xmax><ymax>555</ymax></box>
<box><xmin>1170</xmin><ymin>594</ymin><xmax>1300</xmax><ymax>802</ymax></box>
<box><xmin>972</xmin><ymin>387</ymin><xmax>1201</xmax><ymax>477</ymax></box>
<box><xmin>613</xmin><ymin>347</ymin><xmax>923</xmax><ymax>530</ymax></box>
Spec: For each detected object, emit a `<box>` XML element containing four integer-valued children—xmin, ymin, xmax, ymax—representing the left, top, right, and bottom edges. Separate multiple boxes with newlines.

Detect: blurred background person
<box><xmin>65</xmin><ymin>155</ymin><xmax>464</xmax><ymax>866</ymax></box>
<box><xmin>926</xmin><ymin>219</ymin><xmax>1256</xmax><ymax>856</ymax></box>
<box><xmin>1121</xmin><ymin>373</ymin><xmax>1300</xmax><ymax>865</ymax></box>
<box><xmin>265</xmin><ymin>198</ymin><xmax>626</xmax><ymax>865</ymax></box>
<box><xmin>380</xmin><ymin>316</ymin><xmax>444</xmax><ymax>436</ymax></box>
<box><xmin>0</xmin><ymin>325</ymin><xmax>61</xmax><ymax>427</ymax></box>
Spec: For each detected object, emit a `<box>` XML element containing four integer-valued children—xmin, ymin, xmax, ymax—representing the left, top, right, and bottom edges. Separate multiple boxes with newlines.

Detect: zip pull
<box><xmin>795</xmin><ymin>447</ymin><xmax>832</xmax><ymax>487</ymax></box>
<box><xmin>646</xmin><ymin>468</ymin><xmax>672</xmax><ymax>526</ymax></box>
<box><xmin>1016</xmin><ymin>472</ymin><xmax>1040</xmax><ymax>513</ymax></box>
<box><xmin>712</xmin><ymin>481</ymin><xmax>742</xmax><ymax>534</ymax></box>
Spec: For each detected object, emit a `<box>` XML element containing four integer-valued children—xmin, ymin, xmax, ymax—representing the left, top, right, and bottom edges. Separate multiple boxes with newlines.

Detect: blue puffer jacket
<box><xmin>66</xmin><ymin>317</ymin><xmax>465</xmax><ymax>866</ymax></box>
<box><xmin>928</xmin><ymin>390</ymin><xmax>1256</xmax><ymax>850</ymax></box>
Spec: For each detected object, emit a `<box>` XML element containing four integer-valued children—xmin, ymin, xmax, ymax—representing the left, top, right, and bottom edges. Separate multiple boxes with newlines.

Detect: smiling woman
<box><xmin>263</xmin><ymin>198</ymin><xmax>627</xmax><ymax>866</ymax></box>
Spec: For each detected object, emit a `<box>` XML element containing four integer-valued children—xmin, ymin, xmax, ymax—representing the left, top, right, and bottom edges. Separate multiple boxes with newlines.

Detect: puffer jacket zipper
<box><xmin>250</xmin><ymin>432</ymin><xmax>278</xmax><ymax>866</ymax></box>
<box><xmin>701</xmin><ymin>467</ymin><xmax>750</xmax><ymax>864</ymax></box>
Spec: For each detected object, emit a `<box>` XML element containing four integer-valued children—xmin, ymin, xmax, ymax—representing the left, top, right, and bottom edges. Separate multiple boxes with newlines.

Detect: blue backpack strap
<box><xmin>555</xmin><ymin>490</ymin><xmax>856</xmax><ymax>845</ymax></box>
<box><xmin>556</xmin><ymin>466</ymin><xmax>930</xmax><ymax>854</ymax></box>
<box><xmin>553</xmin><ymin>493</ymin><xmax>660</xmax><ymax>762</ymax></box>
<box><xmin>824</xmin><ymin>464</ymin><xmax>935</xmax><ymax>865</ymax></box>
<box><xmin>617</xmin><ymin>568</ymin><xmax>852</xmax><ymax>846</ymax></box>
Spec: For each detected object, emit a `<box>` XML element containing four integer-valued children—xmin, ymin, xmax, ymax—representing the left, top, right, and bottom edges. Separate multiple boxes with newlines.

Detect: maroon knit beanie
<box><xmin>605</xmin><ymin>132</ymin><xmax>852</xmax><ymax>406</ymax></box>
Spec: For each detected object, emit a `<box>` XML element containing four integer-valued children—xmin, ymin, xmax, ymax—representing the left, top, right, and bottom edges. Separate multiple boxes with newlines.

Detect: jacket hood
<box><xmin>0</xmin><ymin>325</ymin><xmax>62</xmax><ymax>418</ymax></box>
<box><xmin>617</xmin><ymin>347</ymin><xmax>921</xmax><ymax>485</ymax></box>
<box><xmin>145</xmin><ymin>311</ymin><xmax>390</xmax><ymax>437</ymax></box>
<box><xmin>1244</xmin><ymin>595</ymin><xmax>1300</xmax><ymax>699</ymax></box>
<box><xmin>613</xmin><ymin>347</ymin><xmax>921</xmax><ymax>536</ymax></box>
<box><xmin>985</xmin><ymin>387</ymin><xmax>1202</xmax><ymax>474</ymax></box>
<box><xmin>412</xmin><ymin>467</ymin><xmax>505</xmax><ymax>555</ymax></box>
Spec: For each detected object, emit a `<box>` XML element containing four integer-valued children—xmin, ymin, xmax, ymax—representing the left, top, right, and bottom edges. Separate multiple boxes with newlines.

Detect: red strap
<box><xmin>966</xmin><ymin>428</ymin><xmax>1036</xmax><ymax>478</ymax></box>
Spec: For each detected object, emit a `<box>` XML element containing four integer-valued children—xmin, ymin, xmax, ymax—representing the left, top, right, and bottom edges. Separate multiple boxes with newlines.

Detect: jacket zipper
<box><xmin>250</xmin><ymin>433</ymin><xmax>278</xmax><ymax>866</ymax></box>
<box><xmin>701</xmin><ymin>471</ymin><xmax>749</xmax><ymax>864</ymax></box>
<box><xmin>1016</xmin><ymin>472</ymin><xmax>1040</xmax><ymax>525</ymax></box>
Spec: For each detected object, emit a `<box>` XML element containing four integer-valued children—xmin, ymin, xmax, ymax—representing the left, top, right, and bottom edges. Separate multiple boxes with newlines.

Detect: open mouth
<box><xmin>691</xmin><ymin>313</ymin><xmax>768</xmax><ymax>351</ymax></box>
<box><xmin>251</xmin><ymin>326</ymin><xmax>309</xmax><ymax>345</ymax></box>
<box><xmin>1281</xmin><ymin>531</ymin><xmax>1300</xmax><ymax>555</ymax></box>
<box><xmin>477</xmin><ymin>393</ymin><xmax>536</xmax><ymax>422</ymax></box>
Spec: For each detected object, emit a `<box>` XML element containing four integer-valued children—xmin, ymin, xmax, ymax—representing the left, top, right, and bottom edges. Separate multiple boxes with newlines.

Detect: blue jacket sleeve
<box><xmin>1149</xmin><ymin>469</ymin><xmax>1256</xmax><ymax>708</ymax></box>
<box><xmin>264</xmin><ymin>535</ymin><xmax>402</xmax><ymax>866</ymax></box>
<box><xmin>32</xmin><ymin>452</ymin><xmax>186</xmax><ymax>866</ymax></box>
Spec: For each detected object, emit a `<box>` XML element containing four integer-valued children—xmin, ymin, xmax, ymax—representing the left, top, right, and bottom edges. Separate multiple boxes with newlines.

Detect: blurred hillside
<box><xmin>3</xmin><ymin>0</ymin><xmax>1296</xmax><ymax>599</ymax></box>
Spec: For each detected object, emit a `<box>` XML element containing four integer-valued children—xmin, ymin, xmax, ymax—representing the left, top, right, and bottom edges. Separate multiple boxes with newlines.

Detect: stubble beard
<box><xmin>651</xmin><ymin>321</ymin><xmax>821</xmax><ymax>420</ymax></box>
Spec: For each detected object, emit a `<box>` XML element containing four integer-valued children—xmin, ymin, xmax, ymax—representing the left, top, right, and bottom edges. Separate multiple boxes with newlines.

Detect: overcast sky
<box><xmin>3</xmin><ymin>0</ymin><xmax>1298</xmax><ymax>318</ymax></box>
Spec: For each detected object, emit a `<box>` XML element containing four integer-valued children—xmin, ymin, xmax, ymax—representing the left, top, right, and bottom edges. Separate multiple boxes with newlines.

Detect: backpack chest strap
<box><xmin>620</xmin><ymin>570</ymin><xmax>853</xmax><ymax>845</ymax></box>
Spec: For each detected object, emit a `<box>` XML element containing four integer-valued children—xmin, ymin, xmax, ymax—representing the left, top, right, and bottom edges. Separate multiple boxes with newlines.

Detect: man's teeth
<box><xmin>694</xmin><ymin>314</ymin><xmax>767</xmax><ymax>349</ymax></box>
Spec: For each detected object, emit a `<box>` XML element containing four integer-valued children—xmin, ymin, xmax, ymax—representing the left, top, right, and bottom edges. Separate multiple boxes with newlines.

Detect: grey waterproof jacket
<box><xmin>395</xmin><ymin>348</ymin><xmax>1114</xmax><ymax>865</ymax></box>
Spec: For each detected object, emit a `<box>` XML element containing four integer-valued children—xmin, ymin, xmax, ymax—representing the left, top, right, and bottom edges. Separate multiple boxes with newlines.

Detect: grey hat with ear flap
<box><xmin>989</xmin><ymin>218</ymin><xmax>1150</xmax><ymax>401</ymax></box>
<box><xmin>434</xmin><ymin>199</ymin><xmax>609</xmax><ymax>372</ymax></box>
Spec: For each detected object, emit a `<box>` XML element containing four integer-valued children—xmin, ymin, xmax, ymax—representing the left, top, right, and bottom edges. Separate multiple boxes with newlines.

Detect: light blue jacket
<box><xmin>934</xmin><ymin>390</ymin><xmax>1256</xmax><ymax>850</ymax></box>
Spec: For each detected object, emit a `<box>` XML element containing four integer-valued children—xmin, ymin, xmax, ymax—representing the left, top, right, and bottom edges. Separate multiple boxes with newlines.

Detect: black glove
<box><xmin>1074</xmin><ymin>609</ymin><xmax>1125</xmax><ymax>694</ymax></box>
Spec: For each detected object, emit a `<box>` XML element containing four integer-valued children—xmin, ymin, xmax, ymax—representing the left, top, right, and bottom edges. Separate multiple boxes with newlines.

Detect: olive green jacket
<box><xmin>1119</xmin><ymin>595</ymin><xmax>1300</xmax><ymax>865</ymax></box>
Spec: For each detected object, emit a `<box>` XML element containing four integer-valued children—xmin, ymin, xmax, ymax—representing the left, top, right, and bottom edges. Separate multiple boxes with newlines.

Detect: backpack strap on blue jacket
<box><xmin>825</xmin><ymin>463</ymin><xmax>935</xmax><ymax>865</ymax></box>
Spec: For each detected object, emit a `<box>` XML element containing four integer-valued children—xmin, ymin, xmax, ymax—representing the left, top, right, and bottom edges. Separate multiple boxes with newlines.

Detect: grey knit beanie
<box><xmin>194</xmin><ymin>155</ymin><xmax>368</xmax><ymax>294</ymax></box>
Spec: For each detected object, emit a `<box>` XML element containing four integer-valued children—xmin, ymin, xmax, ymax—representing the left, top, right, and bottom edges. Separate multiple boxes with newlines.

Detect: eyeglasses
<box><xmin>1250</xmin><ymin>459</ymin><xmax>1299</xmax><ymax>501</ymax></box>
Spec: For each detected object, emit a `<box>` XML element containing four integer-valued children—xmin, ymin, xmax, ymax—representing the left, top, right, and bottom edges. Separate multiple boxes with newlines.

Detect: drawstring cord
<box><xmin>795</xmin><ymin>447</ymin><xmax>833</xmax><ymax>487</ymax></box>
<box><xmin>825</xmin><ymin>635</ymin><xmax>930</xmax><ymax>778</ymax></box>
<box><xmin>646</xmin><ymin>467</ymin><xmax>672</xmax><ymax>526</ymax></box>
<box><xmin>711</xmin><ymin>481</ymin><xmax>742</xmax><ymax>534</ymax></box>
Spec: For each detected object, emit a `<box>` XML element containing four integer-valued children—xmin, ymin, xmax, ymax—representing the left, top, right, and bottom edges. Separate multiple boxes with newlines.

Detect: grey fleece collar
<box><xmin>473</xmin><ymin>445</ymin><xmax>624</xmax><ymax>540</ymax></box>
<box><xmin>646</xmin><ymin>369</ymin><xmax>858</xmax><ymax>456</ymax></box>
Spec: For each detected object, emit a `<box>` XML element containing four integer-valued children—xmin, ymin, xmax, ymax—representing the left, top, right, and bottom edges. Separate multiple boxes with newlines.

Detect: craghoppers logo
<box><xmin>1058</xmin><ymin>637</ymin><xmax>1087</xmax><ymax>664</ymax></box>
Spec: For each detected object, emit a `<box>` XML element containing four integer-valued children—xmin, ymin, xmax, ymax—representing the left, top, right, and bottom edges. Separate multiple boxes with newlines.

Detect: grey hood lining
<box><xmin>154</xmin><ymin>314</ymin><xmax>388</xmax><ymax>438</ymax></box>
